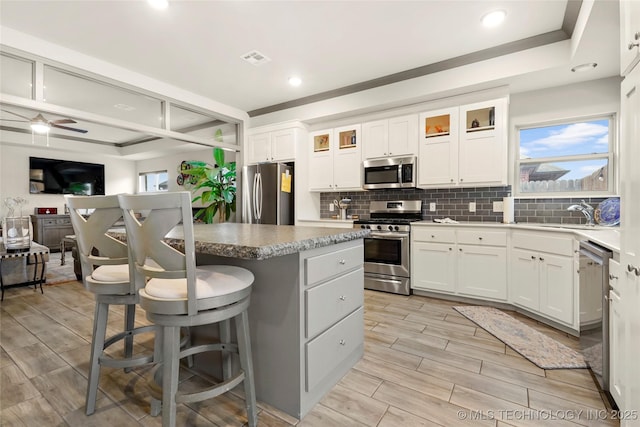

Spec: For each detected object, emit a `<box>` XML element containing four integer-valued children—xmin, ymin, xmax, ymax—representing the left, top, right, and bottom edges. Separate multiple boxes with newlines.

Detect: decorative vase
<box><xmin>2</xmin><ymin>216</ymin><xmax>31</xmax><ymax>251</ymax></box>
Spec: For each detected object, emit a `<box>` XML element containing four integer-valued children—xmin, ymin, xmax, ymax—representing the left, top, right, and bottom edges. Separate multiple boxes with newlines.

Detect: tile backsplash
<box><xmin>319</xmin><ymin>186</ymin><xmax>618</xmax><ymax>225</ymax></box>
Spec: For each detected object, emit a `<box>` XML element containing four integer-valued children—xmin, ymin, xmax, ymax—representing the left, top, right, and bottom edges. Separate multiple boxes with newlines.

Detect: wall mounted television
<box><xmin>29</xmin><ymin>157</ymin><xmax>105</xmax><ymax>195</ymax></box>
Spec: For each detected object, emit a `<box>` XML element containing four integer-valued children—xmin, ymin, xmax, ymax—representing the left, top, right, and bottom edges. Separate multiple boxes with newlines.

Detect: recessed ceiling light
<box><xmin>147</xmin><ymin>0</ymin><xmax>168</xmax><ymax>10</ymax></box>
<box><xmin>288</xmin><ymin>76</ymin><xmax>302</xmax><ymax>87</ymax></box>
<box><xmin>482</xmin><ymin>10</ymin><xmax>506</xmax><ymax>28</ymax></box>
<box><xmin>571</xmin><ymin>62</ymin><xmax>598</xmax><ymax>72</ymax></box>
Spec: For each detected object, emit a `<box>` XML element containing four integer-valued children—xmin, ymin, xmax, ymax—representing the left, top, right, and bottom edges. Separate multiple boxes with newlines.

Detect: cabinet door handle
<box><xmin>539</xmin><ymin>257</ymin><xmax>544</xmax><ymax>261</ymax></box>
<box><xmin>531</xmin><ymin>255</ymin><xmax>536</xmax><ymax>260</ymax></box>
<box><xmin>459</xmin><ymin>248</ymin><xmax>462</xmax><ymax>252</ymax></box>
<box><xmin>339</xmin><ymin>259</ymin><xmax>346</xmax><ymax>265</ymax></box>
<box><xmin>478</xmin><ymin>237</ymin><xmax>483</xmax><ymax>240</ymax></box>
<box><xmin>339</xmin><ymin>339</ymin><xmax>346</xmax><ymax>346</ymax></box>
<box><xmin>339</xmin><ymin>295</ymin><xmax>346</xmax><ymax>301</ymax></box>
<box><xmin>450</xmin><ymin>179</ymin><xmax>454</xmax><ymax>183</ymax></box>
<box><xmin>609</xmin><ymin>274</ymin><xmax>618</xmax><ymax>280</ymax></box>
<box><xmin>449</xmin><ymin>247</ymin><xmax>452</xmax><ymax>251</ymax></box>
<box><xmin>628</xmin><ymin>264</ymin><xmax>636</xmax><ymax>273</ymax></box>
<box><xmin>431</xmin><ymin>234</ymin><xmax>435</xmax><ymax>238</ymax></box>
<box><xmin>629</xmin><ymin>42</ymin><xmax>640</xmax><ymax>50</ymax></box>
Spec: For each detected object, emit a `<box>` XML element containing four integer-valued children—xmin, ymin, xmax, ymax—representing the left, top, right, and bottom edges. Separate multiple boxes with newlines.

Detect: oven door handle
<box><xmin>368</xmin><ymin>232</ymin><xmax>409</xmax><ymax>239</ymax></box>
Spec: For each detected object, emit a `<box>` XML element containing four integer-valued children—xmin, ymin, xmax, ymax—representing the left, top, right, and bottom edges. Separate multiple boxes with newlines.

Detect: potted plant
<box><xmin>183</xmin><ymin>147</ymin><xmax>236</xmax><ymax>223</ymax></box>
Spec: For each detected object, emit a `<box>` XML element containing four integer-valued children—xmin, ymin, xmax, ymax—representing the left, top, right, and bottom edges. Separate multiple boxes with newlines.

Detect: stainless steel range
<box><xmin>354</xmin><ymin>200</ymin><xmax>422</xmax><ymax>295</ymax></box>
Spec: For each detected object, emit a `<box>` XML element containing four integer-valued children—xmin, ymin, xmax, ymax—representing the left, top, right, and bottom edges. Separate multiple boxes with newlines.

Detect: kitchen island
<box><xmin>149</xmin><ymin>223</ymin><xmax>368</xmax><ymax>419</ymax></box>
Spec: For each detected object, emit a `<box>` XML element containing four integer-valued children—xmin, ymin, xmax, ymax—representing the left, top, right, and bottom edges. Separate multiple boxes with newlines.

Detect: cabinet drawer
<box><xmin>512</xmin><ymin>232</ymin><xmax>574</xmax><ymax>256</ymax></box>
<box><xmin>306</xmin><ymin>307</ymin><xmax>363</xmax><ymax>392</ymax></box>
<box><xmin>43</xmin><ymin>219</ymin><xmax>57</xmax><ymax>226</ymax></box>
<box><xmin>56</xmin><ymin>218</ymin><xmax>71</xmax><ymax>225</ymax></box>
<box><xmin>305</xmin><ymin>245</ymin><xmax>362</xmax><ymax>286</ymax></box>
<box><xmin>457</xmin><ymin>229</ymin><xmax>507</xmax><ymax>246</ymax></box>
<box><xmin>609</xmin><ymin>258</ymin><xmax>621</xmax><ymax>292</ymax></box>
<box><xmin>412</xmin><ymin>227</ymin><xmax>455</xmax><ymax>243</ymax></box>
<box><xmin>306</xmin><ymin>268</ymin><xmax>363</xmax><ymax>338</ymax></box>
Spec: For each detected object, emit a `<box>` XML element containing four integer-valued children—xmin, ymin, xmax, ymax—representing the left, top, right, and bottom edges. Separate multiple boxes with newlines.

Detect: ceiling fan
<box><xmin>0</xmin><ymin>109</ymin><xmax>88</xmax><ymax>134</ymax></box>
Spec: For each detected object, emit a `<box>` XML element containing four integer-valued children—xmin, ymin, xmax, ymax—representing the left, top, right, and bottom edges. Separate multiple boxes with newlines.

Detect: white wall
<box><xmin>0</xmin><ymin>142</ymin><xmax>136</xmax><ymax>218</ymax></box>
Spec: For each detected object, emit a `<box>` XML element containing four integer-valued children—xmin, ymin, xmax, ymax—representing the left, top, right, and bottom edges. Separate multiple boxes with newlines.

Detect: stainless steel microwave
<box><xmin>362</xmin><ymin>156</ymin><xmax>416</xmax><ymax>190</ymax></box>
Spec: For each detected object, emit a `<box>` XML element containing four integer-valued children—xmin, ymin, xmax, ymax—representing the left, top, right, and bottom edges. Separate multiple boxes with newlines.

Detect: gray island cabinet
<box><xmin>164</xmin><ymin>223</ymin><xmax>367</xmax><ymax>419</ymax></box>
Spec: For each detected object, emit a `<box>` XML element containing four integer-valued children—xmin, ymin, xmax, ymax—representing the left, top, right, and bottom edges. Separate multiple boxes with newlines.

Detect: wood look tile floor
<box><xmin>0</xmin><ymin>281</ymin><xmax>619</xmax><ymax>426</ymax></box>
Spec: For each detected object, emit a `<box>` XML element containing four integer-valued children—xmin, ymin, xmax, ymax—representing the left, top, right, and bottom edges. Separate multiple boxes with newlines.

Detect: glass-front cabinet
<box><xmin>309</xmin><ymin>124</ymin><xmax>362</xmax><ymax>192</ymax></box>
<box><xmin>418</xmin><ymin>97</ymin><xmax>507</xmax><ymax>188</ymax></box>
<box><xmin>419</xmin><ymin>107</ymin><xmax>459</xmax><ymax>186</ymax></box>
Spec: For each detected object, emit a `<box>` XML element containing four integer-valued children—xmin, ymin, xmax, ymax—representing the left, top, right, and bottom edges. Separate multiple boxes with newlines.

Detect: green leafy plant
<box><xmin>183</xmin><ymin>147</ymin><xmax>236</xmax><ymax>223</ymax></box>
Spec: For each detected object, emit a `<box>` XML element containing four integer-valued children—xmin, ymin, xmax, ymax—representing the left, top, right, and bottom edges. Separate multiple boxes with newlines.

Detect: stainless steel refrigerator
<box><xmin>242</xmin><ymin>163</ymin><xmax>294</xmax><ymax>225</ymax></box>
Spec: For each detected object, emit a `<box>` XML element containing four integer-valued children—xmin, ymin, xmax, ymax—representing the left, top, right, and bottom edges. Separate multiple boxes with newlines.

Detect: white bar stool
<box><xmin>66</xmin><ymin>195</ymin><xmax>155</xmax><ymax>415</ymax></box>
<box><xmin>118</xmin><ymin>192</ymin><xmax>257</xmax><ymax>427</ymax></box>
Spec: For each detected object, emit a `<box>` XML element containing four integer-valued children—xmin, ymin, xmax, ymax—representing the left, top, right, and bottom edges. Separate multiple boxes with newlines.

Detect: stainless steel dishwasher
<box><xmin>578</xmin><ymin>240</ymin><xmax>615</xmax><ymax>407</ymax></box>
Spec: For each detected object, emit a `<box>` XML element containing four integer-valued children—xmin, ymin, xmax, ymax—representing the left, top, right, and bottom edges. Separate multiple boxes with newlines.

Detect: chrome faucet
<box><xmin>567</xmin><ymin>200</ymin><xmax>595</xmax><ymax>226</ymax></box>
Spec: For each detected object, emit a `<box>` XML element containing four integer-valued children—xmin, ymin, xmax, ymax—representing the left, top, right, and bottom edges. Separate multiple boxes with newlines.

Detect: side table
<box><xmin>0</xmin><ymin>242</ymin><xmax>49</xmax><ymax>301</ymax></box>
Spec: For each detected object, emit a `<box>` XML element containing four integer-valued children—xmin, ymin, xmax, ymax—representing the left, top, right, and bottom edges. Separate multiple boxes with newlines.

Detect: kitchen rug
<box><xmin>453</xmin><ymin>306</ymin><xmax>587</xmax><ymax>369</ymax></box>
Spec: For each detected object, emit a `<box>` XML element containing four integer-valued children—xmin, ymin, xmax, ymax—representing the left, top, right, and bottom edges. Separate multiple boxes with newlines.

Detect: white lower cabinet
<box><xmin>411</xmin><ymin>226</ymin><xmax>580</xmax><ymax>331</ymax></box>
<box><xmin>457</xmin><ymin>244</ymin><xmax>507</xmax><ymax>300</ymax></box>
<box><xmin>411</xmin><ymin>226</ymin><xmax>507</xmax><ymax>301</ymax></box>
<box><xmin>412</xmin><ymin>241</ymin><xmax>456</xmax><ymax>293</ymax></box>
<box><xmin>511</xmin><ymin>248</ymin><xmax>540</xmax><ymax>311</ymax></box>
<box><xmin>608</xmin><ymin>259</ymin><xmax>627</xmax><ymax>409</ymax></box>
<box><xmin>510</xmin><ymin>231</ymin><xmax>577</xmax><ymax>328</ymax></box>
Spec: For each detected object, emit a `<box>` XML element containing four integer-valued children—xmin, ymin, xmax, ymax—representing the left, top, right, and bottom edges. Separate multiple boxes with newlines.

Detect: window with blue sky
<box><xmin>517</xmin><ymin>117</ymin><xmax>613</xmax><ymax>195</ymax></box>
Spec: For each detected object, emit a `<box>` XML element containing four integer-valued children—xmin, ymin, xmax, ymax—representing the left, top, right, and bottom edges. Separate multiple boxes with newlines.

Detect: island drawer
<box><xmin>305</xmin><ymin>307</ymin><xmax>363</xmax><ymax>392</ymax></box>
<box><xmin>457</xmin><ymin>229</ymin><xmax>507</xmax><ymax>246</ymax></box>
<box><xmin>305</xmin><ymin>244</ymin><xmax>363</xmax><ymax>286</ymax></box>
<box><xmin>412</xmin><ymin>227</ymin><xmax>455</xmax><ymax>243</ymax></box>
<box><xmin>305</xmin><ymin>268</ymin><xmax>364</xmax><ymax>338</ymax></box>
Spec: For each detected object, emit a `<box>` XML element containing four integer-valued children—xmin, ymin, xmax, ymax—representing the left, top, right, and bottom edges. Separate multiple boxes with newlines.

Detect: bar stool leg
<box><xmin>219</xmin><ymin>319</ymin><xmax>232</xmax><ymax>380</ymax></box>
<box><xmin>86</xmin><ymin>302</ymin><xmax>109</xmax><ymax>415</ymax></box>
<box><xmin>236</xmin><ymin>310</ymin><xmax>257</xmax><ymax>427</ymax></box>
<box><xmin>162</xmin><ymin>326</ymin><xmax>180</xmax><ymax>427</ymax></box>
<box><xmin>124</xmin><ymin>304</ymin><xmax>136</xmax><ymax>373</ymax></box>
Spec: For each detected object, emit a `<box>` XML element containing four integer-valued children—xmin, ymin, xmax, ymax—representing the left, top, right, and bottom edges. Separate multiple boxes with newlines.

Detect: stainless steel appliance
<box><xmin>354</xmin><ymin>200</ymin><xmax>422</xmax><ymax>295</ymax></box>
<box><xmin>362</xmin><ymin>156</ymin><xmax>416</xmax><ymax>190</ymax></box>
<box><xmin>242</xmin><ymin>163</ymin><xmax>294</xmax><ymax>225</ymax></box>
<box><xmin>579</xmin><ymin>240</ymin><xmax>616</xmax><ymax>408</ymax></box>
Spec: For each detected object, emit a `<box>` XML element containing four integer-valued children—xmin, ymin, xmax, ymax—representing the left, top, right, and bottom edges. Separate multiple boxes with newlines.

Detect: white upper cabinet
<box><xmin>458</xmin><ymin>99</ymin><xmax>507</xmax><ymax>185</ymax></box>
<box><xmin>309</xmin><ymin>124</ymin><xmax>362</xmax><ymax>192</ymax></box>
<box><xmin>620</xmin><ymin>0</ymin><xmax>640</xmax><ymax>76</ymax></box>
<box><xmin>247</xmin><ymin>127</ymin><xmax>298</xmax><ymax>164</ymax></box>
<box><xmin>417</xmin><ymin>98</ymin><xmax>507</xmax><ymax>188</ymax></box>
<box><xmin>362</xmin><ymin>114</ymin><xmax>418</xmax><ymax>160</ymax></box>
<box><xmin>418</xmin><ymin>107</ymin><xmax>459</xmax><ymax>186</ymax></box>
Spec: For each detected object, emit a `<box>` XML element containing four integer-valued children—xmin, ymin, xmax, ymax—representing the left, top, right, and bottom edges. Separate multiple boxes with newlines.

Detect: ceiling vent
<box><xmin>241</xmin><ymin>50</ymin><xmax>271</xmax><ymax>66</ymax></box>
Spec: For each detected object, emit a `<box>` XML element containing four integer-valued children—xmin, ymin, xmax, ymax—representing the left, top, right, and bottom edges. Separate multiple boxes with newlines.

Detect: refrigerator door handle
<box><xmin>256</xmin><ymin>172</ymin><xmax>263</xmax><ymax>221</ymax></box>
<box><xmin>242</xmin><ymin>167</ymin><xmax>251</xmax><ymax>223</ymax></box>
<box><xmin>253</xmin><ymin>172</ymin><xmax>259</xmax><ymax>221</ymax></box>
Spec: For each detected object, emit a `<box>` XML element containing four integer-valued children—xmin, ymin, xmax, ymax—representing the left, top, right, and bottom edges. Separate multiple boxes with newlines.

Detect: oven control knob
<box><xmin>394</xmin><ymin>226</ymin><xmax>400</xmax><ymax>231</ymax></box>
<box><xmin>360</xmin><ymin>225</ymin><xmax>366</xmax><ymax>229</ymax></box>
<box><xmin>376</xmin><ymin>225</ymin><xmax>382</xmax><ymax>230</ymax></box>
<box><xmin>388</xmin><ymin>225</ymin><xmax>394</xmax><ymax>231</ymax></box>
<box><xmin>366</xmin><ymin>225</ymin><xmax>371</xmax><ymax>229</ymax></box>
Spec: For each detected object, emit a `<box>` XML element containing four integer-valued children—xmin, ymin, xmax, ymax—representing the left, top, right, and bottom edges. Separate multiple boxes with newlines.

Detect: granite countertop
<box><xmin>120</xmin><ymin>223</ymin><xmax>368</xmax><ymax>261</ymax></box>
<box><xmin>412</xmin><ymin>220</ymin><xmax>620</xmax><ymax>252</ymax></box>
